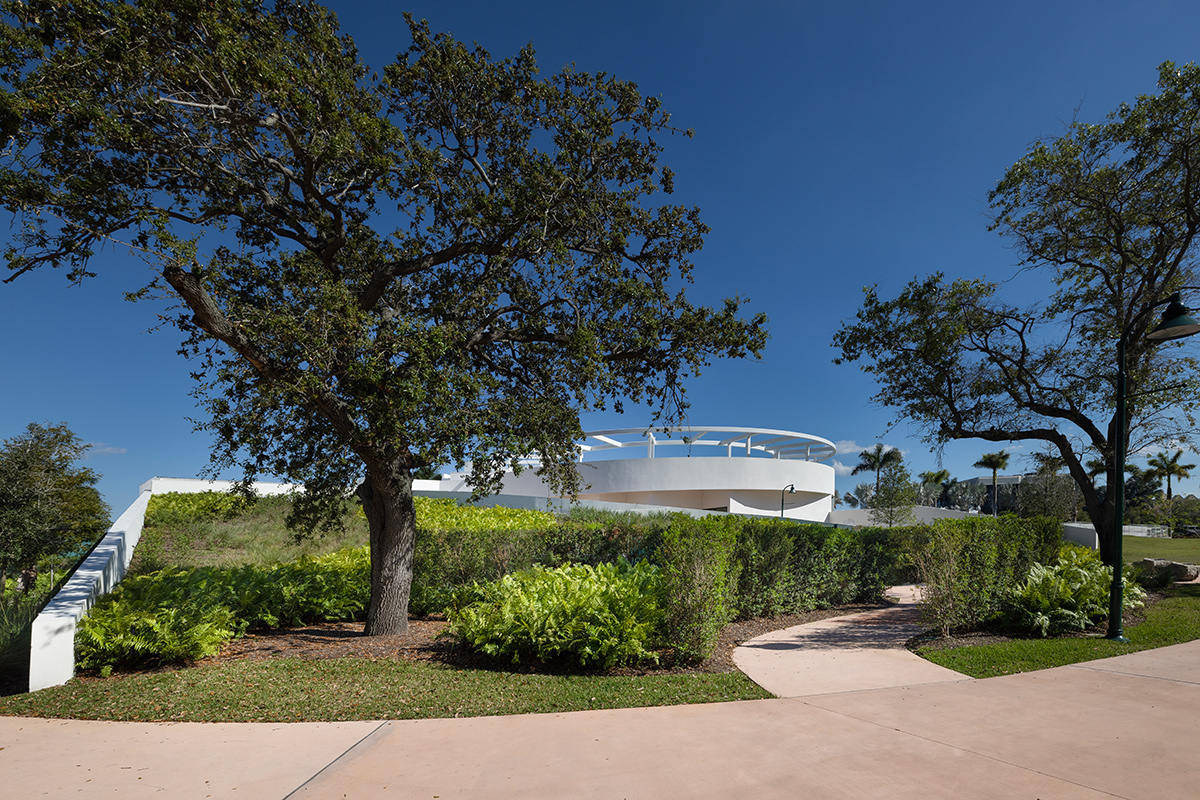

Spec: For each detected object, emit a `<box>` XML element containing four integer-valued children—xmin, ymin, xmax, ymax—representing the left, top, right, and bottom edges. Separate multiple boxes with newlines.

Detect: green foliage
<box><xmin>832</xmin><ymin>62</ymin><xmax>1200</xmax><ymax>567</ymax></box>
<box><xmin>411</xmin><ymin>497</ymin><xmax>555</xmax><ymax>591</ymax></box>
<box><xmin>1004</xmin><ymin>545</ymin><xmax>1146</xmax><ymax>637</ymax></box>
<box><xmin>76</xmin><ymin>603</ymin><xmax>239</xmax><ymax>670</ymax></box>
<box><xmin>0</xmin><ymin>0</ymin><xmax>768</xmax><ymax>634</ymax></box>
<box><xmin>537</xmin><ymin>508</ymin><xmax>672</xmax><ymax>568</ymax></box>
<box><xmin>77</xmin><ymin>546</ymin><xmax>371</xmax><ymax>670</ymax></box>
<box><xmin>0</xmin><ymin>592</ymin><xmax>38</xmax><ymax>692</ymax></box>
<box><xmin>907</xmin><ymin>517</ymin><xmax>1062</xmax><ymax>636</ymax></box>
<box><xmin>0</xmin><ymin>422</ymin><xmax>110</xmax><ymax>591</ymax></box>
<box><xmin>655</xmin><ymin>515</ymin><xmax>738</xmax><ymax>662</ymax></box>
<box><xmin>413</xmin><ymin>497</ymin><xmax>556</xmax><ymax>533</ymax></box>
<box><xmin>731</xmin><ymin>519</ymin><xmax>797</xmax><ymax>618</ymax></box>
<box><xmin>869</xmin><ymin>458</ymin><xmax>917</xmax><ymax>527</ymax></box>
<box><xmin>919</xmin><ymin>584</ymin><xmax>1200</xmax><ymax>679</ymax></box>
<box><xmin>448</xmin><ymin>560</ymin><xmax>664</xmax><ymax>669</ymax></box>
<box><xmin>143</xmin><ymin>491</ymin><xmax>254</xmax><ymax>528</ymax></box>
<box><xmin>731</xmin><ymin>519</ymin><xmax>902</xmax><ymax>619</ymax></box>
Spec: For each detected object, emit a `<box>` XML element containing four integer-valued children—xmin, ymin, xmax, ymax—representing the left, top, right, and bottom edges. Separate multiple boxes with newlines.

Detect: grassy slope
<box><xmin>128</xmin><ymin>495</ymin><xmax>369</xmax><ymax>574</ymax></box>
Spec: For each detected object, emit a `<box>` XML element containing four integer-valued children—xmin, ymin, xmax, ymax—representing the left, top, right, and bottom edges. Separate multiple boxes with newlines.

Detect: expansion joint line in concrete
<box><xmin>282</xmin><ymin>721</ymin><xmax>390</xmax><ymax>798</ymax></box>
<box><xmin>783</xmin><ymin>698</ymin><xmax>1130</xmax><ymax>800</ymax></box>
<box><xmin>1066</xmin><ymin>662</ymin><xmax>1200</xmax><ymax>687</ymax></box>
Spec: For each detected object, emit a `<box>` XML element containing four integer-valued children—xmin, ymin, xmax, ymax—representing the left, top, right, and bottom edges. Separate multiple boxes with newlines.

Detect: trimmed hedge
<box><xmin>905</xmin><ymin>516</ymin><xmax>1062</xmax><ymax>636</ymax></box>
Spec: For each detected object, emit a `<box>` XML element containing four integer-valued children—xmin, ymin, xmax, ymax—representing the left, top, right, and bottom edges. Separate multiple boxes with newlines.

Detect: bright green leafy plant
<box><xmin>1004</xmin><ymin>545</ymin><xmax>1147</xmax><ymax>637</ymax></box>
<box><xmin>448</xmin><ymin>559</ymin><xmax>664</xmax><ymax>669</ymax></box>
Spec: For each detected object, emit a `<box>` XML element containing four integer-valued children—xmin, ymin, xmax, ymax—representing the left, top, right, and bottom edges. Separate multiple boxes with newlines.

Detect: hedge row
<box><xmin>83</xmin><ymin>498</ymin><xmax>1068</xmax><ymax>670</ymax></box>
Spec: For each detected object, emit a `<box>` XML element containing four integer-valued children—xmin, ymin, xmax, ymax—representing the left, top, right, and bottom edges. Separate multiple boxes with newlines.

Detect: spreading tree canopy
<box><xmin>834</xmin><ymin>61</ymin><xmax>1200</xmax><ymax>565</ymax></box>
<box><xmin>0</xmin><ymin>422</ymin><xmax>110</xmax><ymax>597</ymax></box>
<box><xmin>0</xmin><ymin>1</ymin><xmax>767</xmax><ymax>633</ymax></box>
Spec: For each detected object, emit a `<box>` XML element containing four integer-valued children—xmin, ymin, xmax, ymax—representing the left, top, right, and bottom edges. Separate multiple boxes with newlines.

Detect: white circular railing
<box><xmin>576</xmin><ymin>426</ymin><xmax>836</xmax><ymax>462</ymax></box>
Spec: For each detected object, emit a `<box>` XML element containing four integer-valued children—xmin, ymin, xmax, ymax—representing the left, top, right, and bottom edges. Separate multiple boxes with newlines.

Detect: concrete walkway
<box><xmin>732</xmin><ymin>585</ymin><xmax>967</xmax><ymax>696</ymax></box>
<box><xmin>3</xmin><ymin>589</ymin><xmax>1200</xmax><ymax>798</ymax></box>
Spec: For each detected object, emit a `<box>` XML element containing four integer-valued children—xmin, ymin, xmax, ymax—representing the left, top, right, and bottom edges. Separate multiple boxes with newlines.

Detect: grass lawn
<box><xmin>0</xmin><ymin>660</ymin><xmax>769</xmax><ymax>722</ymax></box>
<box><xmin>917</xmin><ymin>583</ymin><xmax>1200</xmax><ymax>678</ymax></box>
<box><xmin>1121</xmin><ymin>535</ymin><xmax>1200</xmax><ymax>565</ymax></box>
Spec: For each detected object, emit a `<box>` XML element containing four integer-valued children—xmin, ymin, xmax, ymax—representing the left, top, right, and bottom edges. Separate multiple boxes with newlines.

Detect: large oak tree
<box><xmin>0</xmin><ymin>0</ymin><xmax>767</xmax><ymax>633</ymax></box>
<box><xmin>834</xmin><ymin>62</ymin><xmax>1200</xmax><ymax>566</ymax></box>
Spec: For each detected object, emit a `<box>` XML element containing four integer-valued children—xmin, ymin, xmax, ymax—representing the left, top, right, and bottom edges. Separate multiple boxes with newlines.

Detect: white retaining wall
<box><xmin>28</xmin><ymin>490</ymin><xmax>152</xmax><ymax>692</ymax></box>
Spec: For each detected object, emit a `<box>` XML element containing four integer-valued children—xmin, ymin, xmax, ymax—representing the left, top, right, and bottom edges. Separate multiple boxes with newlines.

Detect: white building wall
<box><xmin>447</xmin><ymin>455</ymin><xmax>835</xmax><ymax>522</ymax></box>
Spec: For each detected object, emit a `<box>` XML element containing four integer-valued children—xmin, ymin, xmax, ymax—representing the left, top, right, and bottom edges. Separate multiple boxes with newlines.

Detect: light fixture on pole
<box><xmin>1108</xmin><ymin>292</ymin><xmax>1200</xmax><ymax>642</ymax></box>
<box><xmin>780</xmin><ymin>484</ymin><xmax>795</xmax><ymax>519</ymax></box>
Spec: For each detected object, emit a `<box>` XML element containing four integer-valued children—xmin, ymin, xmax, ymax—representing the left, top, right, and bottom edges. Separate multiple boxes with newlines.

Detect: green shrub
<box><xmin>1004</xmin><ymin>544</ymin><xmax>1147</xmax><ymax>637</ymax></box>
<box><xmin>656</xmin><ymin>515</ymin><xmax>738</xmax><ymax>662</ymax></box>
<box><xmin>143</xmin><ymin>491</ymin><xmax>254</xmax><ymax>527</ymax></box>
<box><xmin>908</xmin><ymin>517</ymin><xmax>1063</xmax><ymax>636</ymax></box>
<box><xmin>411</xmin><ymin>498</ymin><xmax>556</xmax><ymax>589</ymax></box>
<box><xmin>76</xmin><ymin>546</ymin><xmax>371</xmax><ymax>670</ymax></box>
<box><xmin>76</xmin><ymin>602</ymin><xmax>239</xmax><ymax>670</ymax></box>
<box><xmin>732</xmin><ymin>519</ymin><xmax>797</xmax><ymax>618</ymax></box>
<box><xmin>729</xmin><ymin>521</ymin><xmax>902</xmax><ymax>619</ymax></box>
<box><xmin>538</xmin><ymin>508</ymin><xmax>671</xmax><ymax>567</ymax></box>
<box><xmin>447</xmin><ymin>559</ymin><xmax>663</xmax><ymax>669</ymax></box>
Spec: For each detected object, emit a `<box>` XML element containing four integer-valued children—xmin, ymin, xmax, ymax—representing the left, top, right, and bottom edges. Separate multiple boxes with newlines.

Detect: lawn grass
<box><xmin>917</xmin><ymin>584</ymin><xmax>1200</xmax><ymax>678</ymax></box>
<box><xmin>1121</xmin><ymin>534</ymin><xmax>1200</xmax><ymax>565</ymax></box>
<box><xmin>0</xmin><ymin>659</ymin><xmax>769</xmax><ymax>722</ymax></box>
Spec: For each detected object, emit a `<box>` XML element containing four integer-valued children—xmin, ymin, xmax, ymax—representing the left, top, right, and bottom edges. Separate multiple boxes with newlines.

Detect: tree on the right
<box><xmin>834</xmin><ymin>62</ymin><xmax>1200</xmax><ymax>567</ymax></box>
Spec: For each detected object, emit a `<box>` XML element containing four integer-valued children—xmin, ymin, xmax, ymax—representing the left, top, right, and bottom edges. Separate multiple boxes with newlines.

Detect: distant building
<box><xmin>436</xmin><ymin>426</ymin><xmax>838</xmax><ymax>522</ymax></box>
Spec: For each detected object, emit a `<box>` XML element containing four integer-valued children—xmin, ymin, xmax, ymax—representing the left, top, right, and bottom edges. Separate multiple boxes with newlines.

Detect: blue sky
<box><xmin>5</xmin><ymin>0</ymin><xmax>1200</xmax><ymax>513</ymax></box>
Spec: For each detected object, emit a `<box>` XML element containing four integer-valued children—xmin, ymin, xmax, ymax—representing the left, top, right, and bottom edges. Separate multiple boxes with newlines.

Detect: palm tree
<box><xmin>852</xmin><ymin>444</ymin><xmax>902</xmax><ymax>494</ymax></box>
<box><xmin>918</xmin><ymin>469</ymin><xmax>950</xmax><ymax>507</ymax></box>
<box><xmin>1146</xmin><ymin>449</ymin><xmax>1196</xmax><ymax>500</ymax></box>
<box><xmin>973</xmin><ymin>451</ymin><xmax>1009</xmax><ymax>516</ymax></box>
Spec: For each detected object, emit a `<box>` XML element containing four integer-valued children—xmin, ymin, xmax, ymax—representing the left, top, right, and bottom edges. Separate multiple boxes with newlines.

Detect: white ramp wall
<box><xmin>28</xmin><ymin>490</ymin><xmax>152</xmax><ymax>692</ymax></box>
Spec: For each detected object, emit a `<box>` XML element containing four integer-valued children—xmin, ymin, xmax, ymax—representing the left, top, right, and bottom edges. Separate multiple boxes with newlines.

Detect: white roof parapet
<box><xmin>578</xmin><ymin>426</ymin><xmax>837</xmax><ymax>462</ymax></box>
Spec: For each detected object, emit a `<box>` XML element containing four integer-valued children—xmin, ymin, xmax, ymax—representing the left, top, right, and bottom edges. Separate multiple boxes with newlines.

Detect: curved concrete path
<box><xmin>733</xmin><ymin>585</ymin><xmax>968</xmax><ymax>696</ymax></box>
<box><xmin>4</xmin><ymin>588</ymin><xmax>1200</xmax><ymax>798</ymax></box>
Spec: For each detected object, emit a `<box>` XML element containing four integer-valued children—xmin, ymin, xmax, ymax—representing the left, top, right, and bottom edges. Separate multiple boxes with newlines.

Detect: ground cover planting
<box><xmin>915</xmin><ymin>584</ymin><xmax>1200</xmax><ymax>678</ymax></box>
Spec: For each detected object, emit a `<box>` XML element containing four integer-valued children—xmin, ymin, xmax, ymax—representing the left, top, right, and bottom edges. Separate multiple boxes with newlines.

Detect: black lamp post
<box><xmin>780</xmin><ymin>484</ymin><xmax>795</xmax><ymax>519</ymax></box>
<box><xmin>1107</xmin><ymin>292</ymin><xmax>1200</xmax><ymax>642</ymax></box>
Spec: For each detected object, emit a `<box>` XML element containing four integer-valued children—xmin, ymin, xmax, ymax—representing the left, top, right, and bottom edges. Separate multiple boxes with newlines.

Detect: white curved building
<box><xmin>441</xmin><ymin>426</ymin><xmax>838</xmax><ymax>522</ymax></box>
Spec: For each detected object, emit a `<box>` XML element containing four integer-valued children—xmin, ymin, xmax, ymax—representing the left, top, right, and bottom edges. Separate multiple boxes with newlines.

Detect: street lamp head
<box><xmin>1147</xmin><ymin>293</ymin><xmax>1200</xmax><ymax>341</ymax></box>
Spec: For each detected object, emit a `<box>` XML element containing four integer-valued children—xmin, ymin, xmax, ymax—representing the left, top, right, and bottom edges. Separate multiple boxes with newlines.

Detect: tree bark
<box><xmin>356</xmin><ymin>468</ymin><xmax>418</xmax><ymax>636</ymax></box>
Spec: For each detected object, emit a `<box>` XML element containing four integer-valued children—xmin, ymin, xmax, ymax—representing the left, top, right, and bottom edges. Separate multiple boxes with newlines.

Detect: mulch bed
<box><xmin>201</xmin><ymin>603</ymin><xmax>889</xmax><ymax>676</ymax></box>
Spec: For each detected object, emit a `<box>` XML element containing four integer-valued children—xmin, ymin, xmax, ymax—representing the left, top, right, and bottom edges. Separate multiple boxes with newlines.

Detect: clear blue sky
<box><xmin>5</xmin><ymin>0</ymin><xmax>1200</xmax><ymax>513</ymax></box>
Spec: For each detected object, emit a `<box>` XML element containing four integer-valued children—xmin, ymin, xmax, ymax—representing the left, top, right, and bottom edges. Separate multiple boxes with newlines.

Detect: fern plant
<box><xmin>1004</xmin><ymin>545</ymin><xmax>1147</xmax><ymax>637</ymax></box>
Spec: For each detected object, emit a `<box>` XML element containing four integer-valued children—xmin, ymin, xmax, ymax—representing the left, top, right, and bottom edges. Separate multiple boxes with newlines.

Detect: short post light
<box><xmin>1108</xmin><ymin>292</ymin><xmax>1200</xmax><ymax>641</ymax></box>
<box><xmin>780</xmin><ymin>484</ymin><xmax>795</xmax><ymax>519</ymax></box>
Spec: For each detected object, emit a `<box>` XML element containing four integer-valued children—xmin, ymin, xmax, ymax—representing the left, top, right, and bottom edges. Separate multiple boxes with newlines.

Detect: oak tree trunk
<box><xmin>357</xmin><ymin>468</ymin><xmax>418</xmax><ymax>636</ymax></box>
